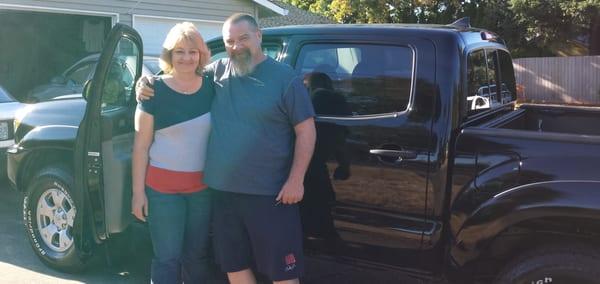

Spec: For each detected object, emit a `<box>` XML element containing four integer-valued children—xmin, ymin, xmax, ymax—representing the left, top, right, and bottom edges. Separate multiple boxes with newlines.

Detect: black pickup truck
<box><xmin>7</xmin><ymin>21</ymin><xmax>600</xmax><ymax>283</ymax></box>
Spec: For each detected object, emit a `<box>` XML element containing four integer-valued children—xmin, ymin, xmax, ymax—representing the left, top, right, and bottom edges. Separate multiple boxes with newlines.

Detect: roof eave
<box><xmin>253</xmin><ymin>0</ymin><xmax>288</xmax><ymax>16</ymax></box>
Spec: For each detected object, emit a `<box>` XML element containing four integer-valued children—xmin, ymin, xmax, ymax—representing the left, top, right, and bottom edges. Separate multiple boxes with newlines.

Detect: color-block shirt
<box><xmin>137</xmin><ymin>75</ymin><xmax>214</xmax><ymax>193</ymax></box>
<box><xmin>204</xmin><ymin>57</ymin><xmax>315</xmax><ymax>196</ymax></box>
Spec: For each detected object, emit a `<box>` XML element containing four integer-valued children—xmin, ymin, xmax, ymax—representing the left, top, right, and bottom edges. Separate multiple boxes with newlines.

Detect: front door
<box><xmin>288</xmin><ymin>37</ymin><xmax>435</xmax><ymax>269</ymax></box>
<box><xmin>75</xmin><ymin>24</ymin><xmax>143</xmax><ymax>240</ymax></box>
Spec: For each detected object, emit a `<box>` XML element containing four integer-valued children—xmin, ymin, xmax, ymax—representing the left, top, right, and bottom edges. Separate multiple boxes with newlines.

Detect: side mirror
<box><xmin>50</xmin><ymin>76</ymin><xmax>67</xmax><ymax>85</ymax></box>
<box><xmin>82</xmin><ymin>80</ymin><xmax>92</xmax><ymax>101</ymax></box>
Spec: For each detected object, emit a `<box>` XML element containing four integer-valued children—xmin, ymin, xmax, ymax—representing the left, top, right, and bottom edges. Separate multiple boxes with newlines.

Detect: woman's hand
<box><xmin>135</xmin><ymin>76</ymin><xmax>156</xmax><ymax>102</ymax></box>
<box><xmin>131</xmin><ymin>191</ymin><xmax>149</xmax><ymax>222</ymax></box>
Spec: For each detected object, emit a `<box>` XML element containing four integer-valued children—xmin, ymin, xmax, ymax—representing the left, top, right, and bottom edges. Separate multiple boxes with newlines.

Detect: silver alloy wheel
<box><xmin>36</xmin><ymin>188</ymin><xmax>76</xmax><ymax>252</ymax></box>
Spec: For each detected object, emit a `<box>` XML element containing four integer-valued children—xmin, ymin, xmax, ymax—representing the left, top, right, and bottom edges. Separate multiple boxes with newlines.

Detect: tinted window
<box><xmin>296</xmin><ymin>43</ymin><xmax>414</xmax><ymax>115</ymax></box>
<box><xmin>486</xmin><ymin>50</ymin><xmax>499</xmax><ymax>103</ymax></box>
<box><xmin>143</xmin><ymin>58</ymin><xmax>161</xmax><ymax>74</ymax></box>
<box><xmin>101</xmin><ymin>39</ymin><xmax>139</xmax><ymax>112</ymax></box>
<box><xmin>498</xmin><ymin>50</ymin><xmax>516</xmax><ymax>103</ymax></box>
<box><xmin>467</xmin><ymin>49</ymin><xmax>514</xmax><ymax>116</ymax></box>
<box><xmin>467</xmin><ymin>49</ymin><xmax>490</xmax><ymax>115</ymax></box>
<box><xmin>210</xmin><ymin>44</ymin><xmax>282</xmax><ymax>62</ymax></box>
<box><xmin>66</xmin><ymin>62</ymin><xmax>95</xmax><ymax>85</ymax></box>
<box><xmin>0</xmin><ymin>86</ymin><xmax>14</xmax><ymax>103</ymax></box>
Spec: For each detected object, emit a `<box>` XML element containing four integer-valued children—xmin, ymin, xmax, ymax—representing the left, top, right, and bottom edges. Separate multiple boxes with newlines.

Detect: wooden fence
<box><xmin>513</xmin><ymin>56</ymin><xmax>600</xmax><ymax>105</ymax></box>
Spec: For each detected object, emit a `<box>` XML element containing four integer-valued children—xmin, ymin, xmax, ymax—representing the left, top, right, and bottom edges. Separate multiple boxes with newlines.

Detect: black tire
<box><xmin>23</xmin><ymin>166</ymin><xmax>92</xmax><ymax>273</ymax></box>
<box><xmin>495</xmin><ymin>243</ymin><xmax>600</xmax><ymax>284</ymax></box>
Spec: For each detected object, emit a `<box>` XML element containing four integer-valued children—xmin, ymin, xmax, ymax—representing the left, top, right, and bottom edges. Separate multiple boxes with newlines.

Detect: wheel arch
<box><xmin>450</xmin><ymin>180</ymin><xmax>600</xmax><ymax>267</ymax></box>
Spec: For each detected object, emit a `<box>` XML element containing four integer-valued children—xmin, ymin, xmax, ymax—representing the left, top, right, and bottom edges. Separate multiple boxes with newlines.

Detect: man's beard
<box><xmin>230</xmin><ymin>48</ymin><xmax>253</xmax><ymax>77</ymax></box>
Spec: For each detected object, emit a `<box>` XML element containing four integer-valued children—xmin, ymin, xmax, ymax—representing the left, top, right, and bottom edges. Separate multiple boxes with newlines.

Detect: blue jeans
<box><xmin>146</xmin><ymin>187</ymin><xmax>212</xmax><ymax>284</ymax></box>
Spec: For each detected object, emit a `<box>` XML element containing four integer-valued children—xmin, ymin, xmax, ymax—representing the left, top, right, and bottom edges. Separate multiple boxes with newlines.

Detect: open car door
<box><xmin>75</xmin><ymin>24</ymin><xmax>143</xmax><ymax>243</ymax></box>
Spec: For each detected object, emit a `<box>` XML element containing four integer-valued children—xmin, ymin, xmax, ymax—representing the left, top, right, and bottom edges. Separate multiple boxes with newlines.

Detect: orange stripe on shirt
<box><xmin>145</xmin><ymin>165</ymin><xmax>207</xmax><ymax>194</ymax></box>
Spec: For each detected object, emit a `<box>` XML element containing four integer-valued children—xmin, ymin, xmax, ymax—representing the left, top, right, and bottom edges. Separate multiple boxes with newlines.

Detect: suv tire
<box><xmin>23</xmin><ymin>166</ymin><xmax>91</xmax><ymax>272</ymax></box>
<box><xmin>495</xmin><ymin>242</ymin><xmax>600</xmax><ymax>284</ymax></box>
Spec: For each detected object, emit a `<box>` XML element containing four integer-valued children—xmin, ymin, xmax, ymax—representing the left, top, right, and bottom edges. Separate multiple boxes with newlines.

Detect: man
<box><xmin>137</xmin><ymin>13</ymin><xmax>316</xmax><ymax>284</ymax></box>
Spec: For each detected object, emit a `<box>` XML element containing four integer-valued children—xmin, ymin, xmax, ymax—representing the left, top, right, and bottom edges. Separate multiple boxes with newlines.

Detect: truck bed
<box><xmin>489</xmin><ymin>104</ymin><xmax>600</xmax><ymax>136</ymax></box>
<box><xmin>457</xmin><ymin>103</ymin><xmax>600</xmax><ymax>203</ymax></box>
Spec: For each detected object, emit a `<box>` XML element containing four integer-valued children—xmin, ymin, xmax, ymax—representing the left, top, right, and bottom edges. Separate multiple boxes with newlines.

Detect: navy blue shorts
<box><xmin>212</xmin><ymin>190</ymin><xmax>304</xmax><ymax>281</ymax></box>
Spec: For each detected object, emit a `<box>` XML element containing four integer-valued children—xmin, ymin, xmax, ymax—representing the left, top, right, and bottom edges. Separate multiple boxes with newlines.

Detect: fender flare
<box><xmin>19</xmin><ymin>125</ymin><xmax>78</xmax><ymax>151</ymax></box>
<box><xmin>450</xmin><ymin>180</ymin><xmax>600</xmax><ymax>266</ymax></box>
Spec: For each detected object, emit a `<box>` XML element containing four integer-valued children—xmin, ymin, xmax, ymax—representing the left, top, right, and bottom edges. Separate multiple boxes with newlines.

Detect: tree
<box><xmin>510</xmin><ymin>0</ymin><xmax>600</xmax><ymax>55</ymax></box>
<box><xmin>281</xmin><ymin>0</ymin><xmax>600</xmax><ymax>56</ymax></box>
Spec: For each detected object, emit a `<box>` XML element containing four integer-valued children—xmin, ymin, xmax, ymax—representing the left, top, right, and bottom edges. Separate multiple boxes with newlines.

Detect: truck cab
<box><xmin>7</xmin><ymin>21</ymin><xmax>600</xmax><ymax>283</ymax></box>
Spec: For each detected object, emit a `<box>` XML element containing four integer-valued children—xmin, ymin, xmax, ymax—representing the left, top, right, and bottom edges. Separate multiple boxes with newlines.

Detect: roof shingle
<box><xmin>258</xmin><ymin>1</ymin><xmax>334</xmax><ymax>28</ymax></box>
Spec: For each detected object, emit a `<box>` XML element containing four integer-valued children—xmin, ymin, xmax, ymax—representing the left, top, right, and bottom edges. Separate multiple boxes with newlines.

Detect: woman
<box><xmin>131</xmin><ymin>22</ymin><xmax>213</xmax><ymax>284</ymax></box>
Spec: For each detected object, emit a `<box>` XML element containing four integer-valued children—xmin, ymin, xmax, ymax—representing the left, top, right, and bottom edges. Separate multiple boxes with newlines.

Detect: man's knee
<box><xmin>227</xmin><ymin>268</ymin><xmax>256</xmax><ymax>284</ymax></box>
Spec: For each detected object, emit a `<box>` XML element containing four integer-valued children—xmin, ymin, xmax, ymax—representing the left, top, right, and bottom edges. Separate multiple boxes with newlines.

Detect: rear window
<box><xmin>466</xmin><ymin>48</ymin><xmax>515</xmax><ymax>116</ymax></box>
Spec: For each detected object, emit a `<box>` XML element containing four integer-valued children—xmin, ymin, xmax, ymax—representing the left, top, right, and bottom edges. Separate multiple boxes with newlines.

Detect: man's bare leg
<box><xmin>228</xmin><ymin>269</ymin><xmax>257</xmax><ymax>284</ymax></box>
<box><xmin>274</xmin><ymin>279</ymin><xmax>300</xmax><ymax>284</ymax></box>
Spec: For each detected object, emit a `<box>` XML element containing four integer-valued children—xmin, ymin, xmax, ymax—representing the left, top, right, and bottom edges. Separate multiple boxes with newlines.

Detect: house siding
<box><xmin>0</xmin><ymin>0</ymin><xmax>257</xmax><ymax>25</ymax></box>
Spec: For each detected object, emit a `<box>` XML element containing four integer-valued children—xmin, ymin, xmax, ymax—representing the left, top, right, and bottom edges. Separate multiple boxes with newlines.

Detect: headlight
<box><xmin>12</xmin><ymin>117</ymin><xmax>20</xmax><ymax>133</ymax></box>
<box><xmin>13</xmin><ymin>104</ymin><xmax>32</xmax><ymax>133</ymax></box>
<box><xmin>0</xmin><ymin>121</ymin><xmax>8</xmax><ymax>141</ymax></box>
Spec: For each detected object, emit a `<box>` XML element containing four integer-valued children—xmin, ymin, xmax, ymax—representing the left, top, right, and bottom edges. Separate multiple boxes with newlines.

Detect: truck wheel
<box><xmin>23</xmin><ymin>166</ymin><xmax>91</xmax><ymax>272</ymax></box>
<box><xmin>495</xmin><ymin>243</ymin><xmax>600</xmax><ymax>284</ymax></box>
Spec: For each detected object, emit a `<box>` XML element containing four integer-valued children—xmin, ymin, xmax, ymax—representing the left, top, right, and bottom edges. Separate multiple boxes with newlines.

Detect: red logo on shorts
<box><xmin>285</xmin><ymin>253</ymin><xmax>296</xmax><ymax>265</ymax></box>
<box><xmin>285</xmin><ymin>253</ymin><xmax>297</xmax><ymax>272</ymax></box>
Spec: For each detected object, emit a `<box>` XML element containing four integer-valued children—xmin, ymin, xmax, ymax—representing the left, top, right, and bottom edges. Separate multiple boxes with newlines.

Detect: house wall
<box><xmin>0</xmin><ymin>0</ymin><xmax>256</xmax><ymax>25</ymax></box>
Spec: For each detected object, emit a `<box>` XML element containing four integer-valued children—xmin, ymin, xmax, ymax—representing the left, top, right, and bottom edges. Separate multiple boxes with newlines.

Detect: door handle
<box><xmin>369</xmin><ymin>149</ymin><xmax>417</xmax><ymax>162</ymax></box>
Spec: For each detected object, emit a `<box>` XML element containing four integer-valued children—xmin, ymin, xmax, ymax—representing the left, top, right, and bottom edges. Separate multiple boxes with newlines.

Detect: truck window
<box><xmin>101</xmin><ymin>39</ymin><xmax>139</xmax><ymax>112</ymax></box>
<box><xmin>467</xmin><ymin>48</ymin><xmax>511</xmax><ymax>115</ymax></box>
<box><xmin>66</xmin><ymin>62</ymin><xmax>96</xmax><ymax>86</ymax></box>
<box><xmin>486</xmin><ymin>50</ymin><xmax>499</xmax><ymax>103</ymax></box>
<box><xmin>498</xmin><ymin>50</ymin><xmax>516</xmax><ymax>103</ymax></box>
<box><xmin>210</xmin><ymin>43</ymin><xmax>282</xmax><ymax>62</ymax></box>
<box><xmin>296</xmin><ymin>43</ymin><xmax>414</xmax><ymax>115</ymax></box>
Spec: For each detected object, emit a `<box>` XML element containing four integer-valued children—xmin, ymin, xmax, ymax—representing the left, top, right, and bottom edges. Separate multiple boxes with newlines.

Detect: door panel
<box><xmin>291</xmin><ymin>39</ymin><xmax>435</xmax><ymax>268</ymax></box>
<box><xmin>76</xmin><ymin>24</ymin><xmax>143</xmax><ymax>239</ymax></box>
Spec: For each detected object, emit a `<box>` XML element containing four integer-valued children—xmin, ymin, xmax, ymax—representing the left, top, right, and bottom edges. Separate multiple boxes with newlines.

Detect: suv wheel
<box><xmin>495</xmin><ymin>243</ymin><xmax>600</xmax><ymax>284</ymax></box>
<box><xmin>23</xmin><ymin>166</ymin><xmax>91</xmax><ymax>272</ymax></box>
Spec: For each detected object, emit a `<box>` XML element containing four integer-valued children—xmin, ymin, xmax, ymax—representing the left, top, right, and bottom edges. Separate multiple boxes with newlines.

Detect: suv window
<box><xmin>296</xmin><ymin>43</ymin><xmax>414</xmax><ymax>116</ymax></box>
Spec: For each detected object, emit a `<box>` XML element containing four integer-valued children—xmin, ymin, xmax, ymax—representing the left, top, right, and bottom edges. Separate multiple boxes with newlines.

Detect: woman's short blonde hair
<box><xmin>159</xmin><ymin>22</ymin><xmax>211</xmax><ymax>75</ymax></box>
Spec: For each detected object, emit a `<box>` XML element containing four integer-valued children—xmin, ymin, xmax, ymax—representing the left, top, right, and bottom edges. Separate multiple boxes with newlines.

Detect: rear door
<box><xmin>75</xmin><ymin>24</ymin><xmax>143</xmax><ymax>240</ymax></box>
<box><xmin>285</xmin><ymin>35</ymin><xmax>436</xmax><ymax>269</ymax></box>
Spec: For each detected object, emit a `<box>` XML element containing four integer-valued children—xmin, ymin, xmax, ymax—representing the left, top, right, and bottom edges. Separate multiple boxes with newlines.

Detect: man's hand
<box><xmin>131</xmin><ymin>191</ymin><xmax>148</xmax><ymax>222</ymax></box>
<box><xmin>135</xmin><ymin>76</ymin><xmax>156</xmax><ymax>102</ymax></box>
<box><xmin>276</xmin><ymin>179</ymin><xmax>304</xmax><ymax>205</ymax></box>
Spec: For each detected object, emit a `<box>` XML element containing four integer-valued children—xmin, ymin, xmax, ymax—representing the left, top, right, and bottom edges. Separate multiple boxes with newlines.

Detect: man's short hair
<box><xmin>225</xmin><ymin>13</ymin><xmax>260</xmax><ymax>31</ymax></box>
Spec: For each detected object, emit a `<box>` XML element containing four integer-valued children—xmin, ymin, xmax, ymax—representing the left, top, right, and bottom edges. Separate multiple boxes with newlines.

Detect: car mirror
<box><xmin>50</xmin><ymin>76</ymin><xmax>67</xmax><ymax>85</ymax></box>
<box><xmin>82</xmin><ymin>79</ymin><xmax>92</xmax><ymax>101</ymax></box>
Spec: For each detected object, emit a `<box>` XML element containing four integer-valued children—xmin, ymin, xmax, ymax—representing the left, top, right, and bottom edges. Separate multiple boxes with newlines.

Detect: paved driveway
<box><xmin>0</xmin><ymin>179</ymin><xmax>431</xmax><ymax>284</ymax></box>
<box><xmin>0</xmin><ymin>180</ymin><xmax>152</xmax><ymax>284</ymax></box>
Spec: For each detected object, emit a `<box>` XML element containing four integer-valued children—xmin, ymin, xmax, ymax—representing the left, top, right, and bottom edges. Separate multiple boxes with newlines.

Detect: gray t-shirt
<box><xmin>204</xmin><ymin>57</ymin><xmax>315</xmax><ymax>195</ymax></box>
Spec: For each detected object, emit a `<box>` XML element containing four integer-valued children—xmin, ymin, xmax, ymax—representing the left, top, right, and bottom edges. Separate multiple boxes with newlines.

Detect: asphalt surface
<box><xmin>0</xmin><ymin>179</ymin><xmax>152</xmax><ymax>284</ymax></box>
<box><xmin>0</xmin><ymin>178</ymin><xmax>431</xmax><ymax>284</ymax></box>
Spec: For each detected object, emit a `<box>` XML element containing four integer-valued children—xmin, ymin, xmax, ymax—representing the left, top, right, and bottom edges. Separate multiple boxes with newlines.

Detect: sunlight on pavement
<box><xmin>0</xmin><ymin>262</ymin><xmax>83</xmax><ymax>284</ymax></box>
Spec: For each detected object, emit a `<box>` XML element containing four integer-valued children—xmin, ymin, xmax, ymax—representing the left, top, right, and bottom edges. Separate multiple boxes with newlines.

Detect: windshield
<box><xmin>0</xmin><ymin>86</ymin><xmax>15</xmax><ymax>103</ymax></box>
<box><xmin>143</xmin><ymin>58</ymin><xmax>161</xmax><ymax>75</ymax></box>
